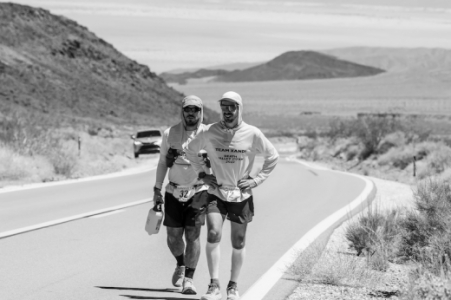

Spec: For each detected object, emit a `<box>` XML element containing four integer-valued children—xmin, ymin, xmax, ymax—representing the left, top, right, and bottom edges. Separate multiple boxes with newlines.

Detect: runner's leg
<box><xmin>184</xmin><ymin>225</ymin><xmax>201</xmax><ymax>271</ymax></box>
<box><xmin>167</xmin><ymin>227</ymin><xmax>185</xmax><ymax>259</ymax></box>
<box><xmin>230</xmin><ymin>222</ymin><xmax>247</xmax><ymax>282</ymax></box>
<box><xmin>206</xmin><ymin>211</ymin><xmax>225</xmax><ymax>280</ymax></box>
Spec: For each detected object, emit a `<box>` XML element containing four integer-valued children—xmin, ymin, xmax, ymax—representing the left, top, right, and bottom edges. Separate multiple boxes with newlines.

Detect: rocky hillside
<box><xmin>162</xmin><ymin>51</ymin><xmax>384</xmax><ymax>84</ymax></box>
<box><xmin>0</xmin><ymin>3</ymin><xmax>218</xmax><ymax>127</ymax></box>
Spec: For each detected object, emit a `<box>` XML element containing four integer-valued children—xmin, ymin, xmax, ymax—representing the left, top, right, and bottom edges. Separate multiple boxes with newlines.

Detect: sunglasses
<box><xmin>220</xmin><ymin>104</ymin><xmax>238</xmax><ymax>112</ymax></box>
<box><xmin>183</xmin><ymin>107</ymin><xmax>201</xmax><ymax>113</ymax></box>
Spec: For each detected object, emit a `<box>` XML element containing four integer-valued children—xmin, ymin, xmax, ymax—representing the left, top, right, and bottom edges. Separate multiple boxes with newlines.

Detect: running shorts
<box><xmin>163</xmin><ymin>190</ymin><xmax>208</xmax><ymax>227</ymax></box>
<box><xmin>206</xmin><ymin>194</ymin><xmax>254</xmax><ymax>224</ymax></box>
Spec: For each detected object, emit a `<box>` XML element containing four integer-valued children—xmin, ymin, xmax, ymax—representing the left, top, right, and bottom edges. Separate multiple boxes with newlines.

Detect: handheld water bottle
<box><xmin>145</xmin><ymin>202</ymin><xmax>163</xmax><ymax>235</ymax></box>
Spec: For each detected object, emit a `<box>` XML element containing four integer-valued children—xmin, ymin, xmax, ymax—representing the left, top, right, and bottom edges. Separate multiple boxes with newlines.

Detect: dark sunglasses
<box><xmin>220</xmin><ymin>104</ymin><xmax>238</xmax><ymax>112</ymax></box>
<box><xmin>183</xmin><ymin>107</ymin><xmax>201</xmax><ymax>113</ymax></box>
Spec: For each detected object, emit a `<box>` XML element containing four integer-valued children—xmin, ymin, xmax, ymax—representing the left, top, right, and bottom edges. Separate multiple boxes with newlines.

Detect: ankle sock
<box><xmin>175</xmin><ymin>254</ymin><xmax>185</xmax><ymax>267</ymax></box>
<box><xmin>185</xmin><ymin>267</ymin><xmax>195</xmax><ymax>279</ymax></box>
<box><xmin>211</xmin><ymin>278</ymin><xmax>220</xmax><ymax>288</ymax></box>
<box><xmin>227</xmin><ymin>281</ymin><xmax>237</xmax><ymax>290</ymax></box>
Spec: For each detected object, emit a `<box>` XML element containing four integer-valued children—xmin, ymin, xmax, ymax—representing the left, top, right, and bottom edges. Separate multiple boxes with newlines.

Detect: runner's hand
<box><xmin>237</xmin><ymin>179</ymin><xmax>257</xmax><ymax>190</ymax></box>
<box><xmin>153</xmin><ymin>189</ymin><xmax>164</xmax><ymax>211</ymax></box>
<box><xmin>202</xmin><ymin>174</ymin><xmax>221</xmax><ymax>190</ymax></box>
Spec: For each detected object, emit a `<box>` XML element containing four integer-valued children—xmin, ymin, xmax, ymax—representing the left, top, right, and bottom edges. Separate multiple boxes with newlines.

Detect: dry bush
<box><xmin>417</xmin><ymin>144</ymin><xmax>451</xmax><ymax>179</ymax></box>
<box><xmin>398</xmin><ymin>179</ymin><xmax>451</xmax><ymax>275</ymax></box>
<box><xmin>377</xmin><ymin>146</ymin><xmax>416</xmax><ymax>170</ymax></box>
<box><xmin>288</xmin><ymin>240</ymin><xmax>383</xmax><ymax>287</ymax></box>
<box><xmin>401</xmin><ymin>270</ymin><xmax>451</xmax><ymax>300</ymax></box>
<box><xmin>0</xmin><ymin>144</ymin><xmax>54</xmax><ymax>183</ymax></box>
<box><xmin>326</xmin><ymin>115</ymin><xmax>403</xmax><ymax>160</ymax></box>
<box><xmin>345</xmin><ymin>202</ymin><xmax>403</xmax><ymax>271</ymax></box>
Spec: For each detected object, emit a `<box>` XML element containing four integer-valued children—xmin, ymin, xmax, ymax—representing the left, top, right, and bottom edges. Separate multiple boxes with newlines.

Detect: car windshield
<box><xmin>136</xmin><ymin>131</ymin><xmax>161</xmax><ymax>138</ymax></box>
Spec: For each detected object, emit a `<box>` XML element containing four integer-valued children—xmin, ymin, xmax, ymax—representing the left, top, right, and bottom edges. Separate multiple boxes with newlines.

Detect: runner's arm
<box><xmin>253</xmin><ymin>131</ymin><xmax>279</xmax><ymax>187</ymax></box>
<box><xmin>154</xmin><ymin>129</ymin><xmax>170</xmax><ymax>190</ymax></box>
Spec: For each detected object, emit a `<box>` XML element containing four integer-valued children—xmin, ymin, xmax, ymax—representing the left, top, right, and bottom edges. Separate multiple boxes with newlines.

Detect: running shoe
<box><xmin>200</xmin><ymin>283</ymin><xmax>222</xmax><ymax>300</ymax></box>
<box><xmin>182</xmin><ymin>277</ymin><xmax>197</xmax><ymax>295</ymax></box>
<box><xmin>226</xmin><ymin>286</ymin><xmax>240</xmax><ymax>300</ymax></box>
<box><xmin>172</xmin><ymin>265</ymin><xmax>185</xmax><ymax>287</ymax></box>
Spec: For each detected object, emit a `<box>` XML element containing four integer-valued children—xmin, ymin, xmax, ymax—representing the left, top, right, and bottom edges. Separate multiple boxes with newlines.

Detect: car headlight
<box><xmin>134</xmin><ymin>141</ymin><xmax>143</xmax><ymax>146</ymax></box>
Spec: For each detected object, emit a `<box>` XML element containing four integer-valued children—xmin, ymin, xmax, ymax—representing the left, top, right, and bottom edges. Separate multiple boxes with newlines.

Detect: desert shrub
<box><xmin>378</xmin><ymin>146</ymin><xmax>415</xmax><ymax>170</ymax></box>
<box><xmin>288</xmin><ymin>241</ymin><xmax>383</xmax><ymax>287</ymax></box>
<box><xmin>0</xmin><ymin>144</ymin><xmax>54</xmax><ymax>182</ymax></box>
<box><xmin>46</xmin><ymin>148</ymin><xmax>78</xmax><ymax>177</ymax></box>
<box><xmin>345</xmin><ymin>203</ymin><xmax>402</xmax><ymax>270</ymax></box>
<box><xmin>402</xmin><ymin>270</ymin><xmax>451</xmax><ymax>300</ymax></box>
<box><xmin>377</xmin><ymin>131</ymin><xmax>407</xmax><ymax>154</ymax></box>
<box><xmin>417</xmin><ymin>144</ymin><xmax>451</xmax><ymax>179</ymax></box>
<box><xmin>327</xmin><ymin>115</ymin><xmax>403</xmax><ymax>160</ymax></box>
<box><xmin>398</xmin><ymin>179</ymin><xmax>451</xmax><ymax>275</ymax></box>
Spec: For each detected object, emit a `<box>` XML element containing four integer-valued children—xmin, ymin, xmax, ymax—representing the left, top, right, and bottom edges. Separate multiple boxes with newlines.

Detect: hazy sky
<box><xmin>4</xmin><ymin>0</ymin><xmax>451</xmax><ymax>73</ymax></box>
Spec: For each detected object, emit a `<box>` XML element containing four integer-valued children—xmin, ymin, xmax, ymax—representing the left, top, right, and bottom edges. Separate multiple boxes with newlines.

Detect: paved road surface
<box><xmin>0</xmin><ymin>157</ymin><xmax>366</xmax><ymax>300</ymax></box>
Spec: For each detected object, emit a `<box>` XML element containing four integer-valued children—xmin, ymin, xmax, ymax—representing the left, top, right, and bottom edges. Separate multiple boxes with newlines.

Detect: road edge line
<box><xmin>0</xmin><ymin>165</ymin><xmax>157</xmax><ymax>195</ymax></box>
<box><xmin>0</xmin><ymin>198</ymin><xmax>152</xmax><ymax>239</ymax></box>
<box><xmin>241</xmin><ymin>159</ymin><xmax>377</xmax><ymax>300</ymax></box>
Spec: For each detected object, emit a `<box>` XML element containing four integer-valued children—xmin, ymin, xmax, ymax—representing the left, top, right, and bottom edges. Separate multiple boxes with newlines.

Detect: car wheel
<box><xmin>134</xmin><ymin>153</ymin><xmax>139</xmax><ymax>158</ymax></box>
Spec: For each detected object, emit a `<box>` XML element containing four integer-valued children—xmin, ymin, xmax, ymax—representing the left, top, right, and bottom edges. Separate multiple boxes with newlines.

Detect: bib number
<box><xmin>173</xmin><ymin>186</ymin><xmax>196</xmax><ymax>202</ymax></box>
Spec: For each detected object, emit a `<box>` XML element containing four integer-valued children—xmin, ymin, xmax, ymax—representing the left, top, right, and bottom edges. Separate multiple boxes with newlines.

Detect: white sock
<box><xmin>206</xmin><ymin>242</ymin><xmax>221</xmax><ymax>279</ymax></box>
<box><xmin>231</xmin><ymin>247</ymin><xmax>246</xmax><ymax>282</ymax></box>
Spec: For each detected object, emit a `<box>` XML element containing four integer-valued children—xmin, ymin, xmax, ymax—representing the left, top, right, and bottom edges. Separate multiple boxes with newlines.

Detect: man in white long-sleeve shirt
<box><xmin>185</xmin><ymin>91</ymin><xmax>279</xmax><ymax>300</ymax></box>
<box><xmin>153</xmin><ymin>95</ymin><xmax>210</xmax><ymax>295</ymax></box>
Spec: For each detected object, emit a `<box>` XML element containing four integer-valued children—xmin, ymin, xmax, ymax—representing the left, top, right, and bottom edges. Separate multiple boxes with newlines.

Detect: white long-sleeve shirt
<box><xmin>185</xmin><ymin>121</ymin><xmax>279</xmax><ymax>202</ymax></box>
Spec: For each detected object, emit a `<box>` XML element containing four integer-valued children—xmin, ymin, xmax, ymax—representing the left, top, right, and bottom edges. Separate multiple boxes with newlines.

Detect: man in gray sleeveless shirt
<box><xmin>153</xmin><ymin>95</ymin><xmax>210</xmax><ymax>294</ymax></box>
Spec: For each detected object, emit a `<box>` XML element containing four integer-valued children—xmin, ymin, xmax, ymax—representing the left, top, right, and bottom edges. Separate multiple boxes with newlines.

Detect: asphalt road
<box><xmin>0</xmin><ymin>157</ymin><xmax>366</xmax><ymax>300</ymax></box>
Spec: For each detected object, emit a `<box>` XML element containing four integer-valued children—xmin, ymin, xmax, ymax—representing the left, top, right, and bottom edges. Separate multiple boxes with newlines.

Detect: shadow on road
<box><xmin>96</xmin><ymin>286</ymin><xmax>179</xmax><ymax>293</ymax></box>
<box><xmin>96</xmin><ymin>286</ymin><xmax>199</xmax><ymax>300</ymax></box>
<box><xmin>121</xmin><ymin>296</ymin><xmax>199</xmax><ymax>300</ymax></box>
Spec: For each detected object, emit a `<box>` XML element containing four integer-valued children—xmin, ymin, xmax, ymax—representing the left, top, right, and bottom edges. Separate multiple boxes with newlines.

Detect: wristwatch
<box><xmin>153</xmin><ymin>186</ymin><xmax>161</xmax><ymax>193</ymax></box>
<box><xmin>198</xmin><ymin>172</ymin><xmax>206</xmax><ymax>180</ymax></box>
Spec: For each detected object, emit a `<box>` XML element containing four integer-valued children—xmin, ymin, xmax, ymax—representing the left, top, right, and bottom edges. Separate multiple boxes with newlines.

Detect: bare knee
<box><xmin>207</xmin><ymin>229</ymin><xmax>222</xmax><ymax>243</ymax></box>
<box><xmin>167</xmin><ymin>228</ymin><xmax>183</xmax><ymax>246</ymax></box>
<box><xmin>185</xmin><ymin>226</ymin><xmax>201</xmax><ymax>244</ymax></box>
<box><xmin>232</xmin><ymin>233</ymin><xmax>246</xmax><ymax>249</ymax></box>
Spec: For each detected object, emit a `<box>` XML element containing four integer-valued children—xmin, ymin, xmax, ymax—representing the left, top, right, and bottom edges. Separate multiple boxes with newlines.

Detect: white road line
<box><xmin>0</xmin><ymin>198</ymin><xmax>152</xmax><ymax>239</ymax></box>
<box><xmin>241</xmin><ymin>158</ymin><xmax>376</xmax><ymax>300</ymax></box>
<box><xmin>0</xmin><ymin>165</ymin><xmax>157</xmax><ymax>194</ymax></box>
<box><xmin>88</xmin><ymin>209</ymin><xmax>125</xmax><ymax>218</ymax></box>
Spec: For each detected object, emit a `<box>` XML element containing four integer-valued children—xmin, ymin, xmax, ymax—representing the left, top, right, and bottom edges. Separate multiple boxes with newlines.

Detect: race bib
<box><xmin>173</xmin><ymin>186</ymin><xmax>196</xmax><ymax>202</ymax></box>
<box><xmin>218</xmin><ymin>187</ymin><xmax>242</xmax><ymax>202</ymax></box>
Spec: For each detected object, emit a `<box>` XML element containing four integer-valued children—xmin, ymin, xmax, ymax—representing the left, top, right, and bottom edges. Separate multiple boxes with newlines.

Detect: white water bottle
<box><xmin>145</xmin><ymin>203</ymin><xmax>163</xmax><ymax>235</ymax></box>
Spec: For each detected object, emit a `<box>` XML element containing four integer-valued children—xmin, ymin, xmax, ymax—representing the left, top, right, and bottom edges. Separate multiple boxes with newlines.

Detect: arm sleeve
<box><xmin>253</xmin><ymin>131</ymin><xmax>279</xmax><ymax>186</ymax></box>
<box><xmin>155</xmin><ymin>129</ymin><xmax>170</xmax><ymax>189</ymax></box>
<box><xmin>185</xmin><ymin>131</ymin><xmax>206</xmax><ymax>176</ymax></box>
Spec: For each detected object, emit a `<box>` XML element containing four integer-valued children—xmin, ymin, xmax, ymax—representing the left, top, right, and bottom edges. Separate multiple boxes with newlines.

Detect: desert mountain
<box><xmin>0</xmin><ymin>3</ymin><xmax>218</xmax><ymax>127</ymax></box>
<box><xmin>161</xmin><ymin>51</ymin><xmax>385</xmax><ymax>84</ymax></box>
<box><xmin>216</xmin><ymin>51</ymin><xmax>385</xmax><ymax>82</ymax></box>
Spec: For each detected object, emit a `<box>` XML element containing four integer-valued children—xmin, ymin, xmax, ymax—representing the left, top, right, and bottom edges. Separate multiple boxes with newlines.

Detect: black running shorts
<box><xmin>163</xmin><ymin>191</ymin><xmax>207</xmax><ymax>228</ymax></box>
<box><xmin>206</xmin><ymin>194</ymin><xmax>254</xmax><ymax>224</ymax></box>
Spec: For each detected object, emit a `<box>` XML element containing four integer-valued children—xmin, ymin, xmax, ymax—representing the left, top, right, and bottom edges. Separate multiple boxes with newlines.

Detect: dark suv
<box><xmin>131</xmin><ymin>129</ymin><xmax>162</xmax><ymax>158</ymax></box>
